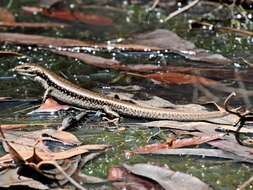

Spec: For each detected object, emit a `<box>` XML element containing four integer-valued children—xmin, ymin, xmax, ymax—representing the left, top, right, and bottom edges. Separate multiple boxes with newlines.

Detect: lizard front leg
<box><xmin>42</xmin><ymin>87</ymin><xmax>53</xmax><ymax>102</ymax></box>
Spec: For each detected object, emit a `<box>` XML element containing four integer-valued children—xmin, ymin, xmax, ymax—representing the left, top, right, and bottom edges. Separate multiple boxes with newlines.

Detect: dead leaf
<box><xmin>0</xmin><ymin>129</ymin><xmax>109</xmax><ymax>188</ymax></box>
<box><xmin>144</xmin><ymin>71</ymin><xmax>217</xmax><ymax>85</ymax></box>
<box><xmin>108</xmin><ymin>166</ymin><xmax>162</xmax><ymax>190</ymax></box>
<box><xmin>0</xmin><ymin>22</ymin><xmax>67</xmax><ymax>29</ymax></box>
<box><xmin>0</xmin><ymin>123</ymin><xmax>60</xmax><ymax>130</ymax></box>
<box><xmin>0</xmin><ymin>32</ymin><xmax>90</xmax><ymax>47</ymax></box>
<box><xmin>134</xmin><ymin>133</ymin><xmax>225</xmax><ymax>154</ymax></box>
<box><xmin>123</xmin><ymin>163</ymin><xmax>211</xmax><ymax>190</ymax></box>
<box><xmin>51</xmin><ymin>50</ymin><xmax>222</xmax><ymax>87</ymax></box>
<box><xmin>127</xmin><ymin>29</ymin><xmax>231</xmax><ymax>64</ymax></box>
<box><xmin>208</xmin><ymin>139</ymin><xmax>253</xmax><ymax>162</ymax></box>
<box><xmin>23</xmin><ymin>6</ymin><xmax>113</xmax><ymax>26</ymax></box>
<box><xmin>142</xmin><ymin>148</ymin><xmax>248</xmax><ymax>162</ymax></box>
<box><xmin>0</xmin><ymin>168</ymin><xmax>49</xmax><ymax>189</ymax></box>
<box><xmin>0</xmin><ymin>97</ymin><xmax>11</xmax><ymax>100</ymax></box>
<box><xmin>0</xmin><ymin>51</ymin><xmax>22</xmax><ymax>56</ymax></box>
<box><xmin>0</xmin><ymin>8</ymin><xmax>15</xmax><ymax>23</ymax></box>
<box><xmin>30</xmin><ymin>98</ymin><xmax>70</xmax><ymax>113</ymax></box>
<box><xmin>191</xmin><ymin>20</ymin><xmax>253</xmax><ymax>37</ymax></box>
<box><xmin>51</xmin><ymin>49</ymin><xmax>163</xmax><ymax>72</ymax></box>
<box><xmin>0</xmin><ymin>32</ymin><xmax>159</xmax><ymax>49</ymax></box>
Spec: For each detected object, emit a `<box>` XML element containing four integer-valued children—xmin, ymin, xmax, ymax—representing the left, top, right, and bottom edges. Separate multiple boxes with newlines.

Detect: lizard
<box><xmin>12</xmin><ymin>63</ymin><xmax>228</xmax><ymax>121</ymax></box>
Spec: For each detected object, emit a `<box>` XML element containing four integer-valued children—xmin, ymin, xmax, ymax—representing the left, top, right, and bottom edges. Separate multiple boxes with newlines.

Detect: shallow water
<box><xmin>0</xmin><ymin>1</ymin><xmax>253</xmax><ymax>189</ymax></box>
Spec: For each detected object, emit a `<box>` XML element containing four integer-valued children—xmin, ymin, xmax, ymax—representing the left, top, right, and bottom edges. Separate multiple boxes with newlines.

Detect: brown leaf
<box><xmin>108</xmin><ymin>166</ymin><xmax>162</xmax><ymax>190</ymax></box>
<box><xmin>31</xmin><ymin>98</ymin><xmax>70</xmax><ymax>113</ymax></box>
<box><xmin>134</xmin><ymin>133</ymin><xmax>224</xmax><ymax>154</ymax></box>
<box><xmin>208</xmin><ymin>139</ymin><xmax>253</xmax><ymax>162</ymax></box>
<box><xmin>0</xmin><ymin>129</ymin><xmax>109</xmax><ymax>163</ymax></box>
<box><xmin>170</xmin><ymin>133</ymin><xmax>225</xmax><ymax>148</ymax></box>
<box><xmin>35</xmin><ymin>144</ymin><xmax>108</xmax><ymax>161</ymax></box>
<box><xmin>127</xmin><ymin>29</ymin><xmax>231</xmax><ymax>64</ymax></box>
<box><xmin>0</xmin><ymin>22</ymin><xmax>67</xmax><ymax>29</ymax></box>
<box><xmin>23</xmin><ymin>6</ymin><xmax>113</xmax><ymax>26</ymax></box>
<box><xmin>0</xmin><ymin>32</ymin><xmax>159</xmax><ymax>49</ymax></box>
<box><xmin>0</xmin><ymin>51</ymin><xmax>22</xmax><ymax>56</ymax></box>
<box><xmin>0</xmin><ymin>129</ymin><xmax>109</xmax><ymax>188</ymax></box>
<box><xmin>0</xmin><ymin>123</ymin><xmax>59</xmax><ymax>130</ymax></box>
<box><xmin>51</xmin><ymin>50</ymin><xmax>163</xmax><ymax>73</ymax></box>
<box><xmin>0</xmin><ymin>126</ymin><xmax>26</xmax><ymax>165</ymax></box>
<box><xmin>0</xmin><ymin>32</ymin><xmax>90</xmax><ymax>47</ymax></box>
<box><xmin>0</xmin><ymin>168</ymin><xmax>49</xmax><ymax>189</ymax></box>
<box><xmin>72</xmin><ymin>11</ymin><xmax>113</xmax><ymax>26</ymax></box>
<box><xmin>0</xmin><ymin>97</ymin><xmax>11</xmax><ymax>100</ymax></box>
<box><xmin>0</xmin><ymin>8</ymin><xmax>15</xmax><ymax>23</ymax></box>
<box><xmin>123</xmin><ymin>164</ymin><xmax>211</xmax><ymax>190</ymax></box>
<box><xmin>142</xmin><ymin>148</ymin><xmax>247</xmax><ymax>162</ymax></box>
<box><xmin>144</xmin><ymin>71</ymin><xmax>217</xmax><ymax>85</ymax></box>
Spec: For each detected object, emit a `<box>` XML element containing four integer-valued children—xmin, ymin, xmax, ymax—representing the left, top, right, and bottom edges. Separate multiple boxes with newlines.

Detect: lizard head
<box><xmin>11</xmin><ymin>63</ymin><xmax>45</xmax><ymax>77</ymax></box>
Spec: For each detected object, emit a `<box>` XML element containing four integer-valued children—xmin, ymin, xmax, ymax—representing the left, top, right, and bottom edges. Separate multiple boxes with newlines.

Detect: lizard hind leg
<box><xmin>102</xmin><ymin>106</ymin><xmax>120</xmax><ymax>126</ymax></box>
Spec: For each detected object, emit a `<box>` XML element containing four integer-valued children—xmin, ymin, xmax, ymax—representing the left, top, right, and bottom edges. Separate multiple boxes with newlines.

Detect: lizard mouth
<box><xmin>10</xmin><ymin>66</ymin><xmax>37</xmax><ymax>77</ymax></box>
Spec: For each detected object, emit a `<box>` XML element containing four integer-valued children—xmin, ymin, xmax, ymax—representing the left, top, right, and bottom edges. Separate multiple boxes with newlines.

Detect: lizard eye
<box><xmin>22</xmin><ymin>66</ymin><xmax>31</xmax><ymax>70</ymax></box>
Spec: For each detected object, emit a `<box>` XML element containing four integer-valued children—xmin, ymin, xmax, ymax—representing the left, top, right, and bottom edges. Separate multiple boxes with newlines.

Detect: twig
<box><xmin>237</xmin><ymin>175</ymin><xmax>253</xmax><ymax>190</ymax></box>
<box><xmin>234</xmin><ymin>70</ymin><xmax>251</xmax><ymax>110</ymax></box>
<box><xmin>148</xmin><ymin>0</ymin><xmax>160</xmax><ymax>11</ymax></box>
<box><xmin>195</xmin><ymin>83</ymin><xmax>220</xmax><ymax>103</ymax></box>
<box><xmin>164</xmin><ymin>0</ymin><xmax>200</xmax><ymax>21</ymax></box>
<box><xmin>40</xmin><ymin>161</ymin><xmax>88</xmax><ymax>190</ymax></box>
<box><xmin>6</xmin><ymin>0</ymin><xmax>13</xmax><ymax>9</ymax></box>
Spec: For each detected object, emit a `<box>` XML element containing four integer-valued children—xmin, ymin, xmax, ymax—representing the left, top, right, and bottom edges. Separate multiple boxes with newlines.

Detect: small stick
<box><xmin>164</xmin><ymin>0</ymin><xmax>200</xmax><ymax>21</ymax></box>
<box><xmin>237</xmin><ymin>175</ymin><xmax>253</xmax><ymax>190</ymax></box>
<box><xmin>148</xmin><ymin>0</ymin><xmax>160</xmax><ymax>11</ymax></box>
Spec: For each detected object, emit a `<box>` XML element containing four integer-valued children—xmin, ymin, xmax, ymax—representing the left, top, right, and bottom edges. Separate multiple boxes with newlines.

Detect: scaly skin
<box><xmin>12</xmin><ymin>64</ymin><xmax>228</xmax><ymax>121</ymax></box>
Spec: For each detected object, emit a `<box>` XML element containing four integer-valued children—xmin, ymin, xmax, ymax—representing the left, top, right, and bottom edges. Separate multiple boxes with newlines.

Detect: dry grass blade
<box><xmin>165</xmin><ymin>0</ymin><xmax>200</xmax><ymax>21</ymax></box>
<box><xmin>237</xmin><ymin>175</ymin><xmax>253</xmax><ymax>190</ymax></box>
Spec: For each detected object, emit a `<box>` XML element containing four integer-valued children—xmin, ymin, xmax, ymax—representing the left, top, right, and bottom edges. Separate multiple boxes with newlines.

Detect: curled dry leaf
<box><xmin>0</xmin><ymin>168</ymin><xmax>49</xmax><ymax>190</ymax></box>
<box><xmin>144</xmin><ymin>148</ymin><xmax>249</xmax><ymax>162</ymax></box>
<box><xmin>0</xmin><ymin>129</ymin><xmax>109</xmax><ymax>163</ymax></box>
<box><xmin>0</xmin><ymin>129</ymin><xmax>109</xmax><ymax>189</ymax></box>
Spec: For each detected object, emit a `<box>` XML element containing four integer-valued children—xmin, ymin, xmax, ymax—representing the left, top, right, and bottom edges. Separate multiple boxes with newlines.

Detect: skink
<box><xmin>12</xmin><ymin>63</ymin><xmax>228</xmax><ymax>121</ymax></box>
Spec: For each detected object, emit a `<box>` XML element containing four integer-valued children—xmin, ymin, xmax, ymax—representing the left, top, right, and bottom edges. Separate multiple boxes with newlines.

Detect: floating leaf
<box><xmin>0</xmin><ymin>22</ymin><xmax>67</xmax><ymax>29</ymax></box>
<box><xmin>127</xmin><ymin>29</ymin><xmax>231</xmax><ymax>64</ymax></box>
<box><xmin>30</xmin><ymin>98</ymin><xmax>70</xmax><ymax>113</ymax></box>
<box><xmin>123</xmin><ymin>164</ymin><xmax>211</xmax><ymax>190</ymax></box>
<box><xmin>23</xmin><ymin>6</ymin><xmax>113</xmax><ymax>26</ymax></box>
<box><xmin>134</xmin><ymin>133</ymin><xmax>224</xmax><ymax>154</ymax></box>
<box><xmin>144</xmin><ymin>71</ymin><xmax>217</xmax><ymax>85</ymax></box>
